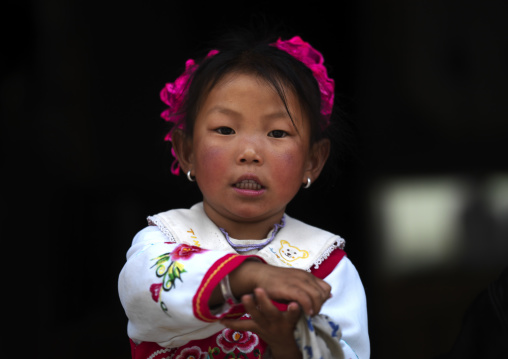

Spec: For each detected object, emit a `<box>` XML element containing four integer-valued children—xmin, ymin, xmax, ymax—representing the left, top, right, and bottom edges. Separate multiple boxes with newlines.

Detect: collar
<box><xmin>147</xmin><ymin>202</ymin><xmax>345</xmax><ymax>271</ymax></box>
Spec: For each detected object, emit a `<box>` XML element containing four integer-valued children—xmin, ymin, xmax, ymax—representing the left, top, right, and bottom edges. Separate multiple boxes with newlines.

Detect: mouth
<box><xmin>234</xmin><ymin>179</ymin><xmax>263</xmax><ymax>190</ymax></box>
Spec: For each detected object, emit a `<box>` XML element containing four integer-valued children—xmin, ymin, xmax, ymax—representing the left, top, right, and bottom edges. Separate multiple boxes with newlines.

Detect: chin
<box><xmin>231</xmin><ymin>203</ymin><xmax>285</xmax><ymax>222</ymax></box>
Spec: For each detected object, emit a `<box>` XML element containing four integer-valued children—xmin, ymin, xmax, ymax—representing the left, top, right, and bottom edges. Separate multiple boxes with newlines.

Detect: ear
<box><xmin>171</xmin><ymin>129</ymin><xmax>194</xmax><ymax>175</ymax></box>
<box><xmin>303</xmin><ymin>138</ymin><xmax>330</xmax><ymax>184</ymax></box>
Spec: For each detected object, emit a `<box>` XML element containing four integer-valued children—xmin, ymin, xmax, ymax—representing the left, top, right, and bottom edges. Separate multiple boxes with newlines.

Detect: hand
<box><xmin>221</xmin><ymin>287</ymin><xmax>303</xmax><ymax>359</ymax></box>
<box><xmin>230</xmin><ymin>261</ymin><xmax>331</xmax><ymax>317</ymax></box>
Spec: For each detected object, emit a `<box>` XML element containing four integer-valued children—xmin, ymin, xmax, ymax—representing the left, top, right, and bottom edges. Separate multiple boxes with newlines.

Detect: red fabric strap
<box><xmin>192</xmin><ymin>253</ymin><xmax>265</xmax><ymax>322</ymax></box>
<box><xmin>310</xmin><ymin>248</ymin><xmax>347</xmax><ymax>279</ymax></box>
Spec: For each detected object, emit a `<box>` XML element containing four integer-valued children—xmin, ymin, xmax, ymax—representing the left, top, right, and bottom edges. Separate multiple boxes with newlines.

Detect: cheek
<box><xmin>273</xmin><ymin>148</ymin><xmax>306</xmax><ymax>179</ymax></box>
<box><xmin>195</xmin><ymin>144</ymin><xmax>230</xmax><ymax>179</ymax></box>
<box><xmin>268</xmin><ymin>150</ymin><xmax>307</xmax><ymax>198</ymax></box>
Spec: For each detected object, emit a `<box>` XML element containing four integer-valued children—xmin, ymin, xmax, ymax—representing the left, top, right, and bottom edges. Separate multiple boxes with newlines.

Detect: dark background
<box><xmin>3</xmin><ymin>1</ymin><xmax>507</xmax><ymax>358</ymax></box>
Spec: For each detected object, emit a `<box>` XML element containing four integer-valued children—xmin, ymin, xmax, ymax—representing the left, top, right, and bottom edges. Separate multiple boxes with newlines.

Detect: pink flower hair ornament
<box><xmin>160</xmin><ymin>37</ymin><xmax>334</xmax><ymax>175</ymax></box>
<box><xmin>271</xmin><ymin>36</ymin><xmax>335</xmax><ymax>122</ymax></box>
<box><xmin>160</xmin><ymin>49</ymin><xmax>219</xmax><ymax>175</ymax></box>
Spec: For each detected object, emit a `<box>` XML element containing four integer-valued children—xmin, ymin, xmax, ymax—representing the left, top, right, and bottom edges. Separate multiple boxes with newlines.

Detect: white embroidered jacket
<box><xmin>118</xmin><ymin>202</ymin><xmax>370</xmax><ymax>358</ymax></box>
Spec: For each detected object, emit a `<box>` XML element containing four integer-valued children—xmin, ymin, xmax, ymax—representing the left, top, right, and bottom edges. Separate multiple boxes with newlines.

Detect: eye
<box><xmin>215</xmin><ymin>126</ymin><xmax>235</xmax><ymax>135</ymax></box>
<box><xmin>268</xmin><ymin>130</ymin><xmax>288</xmax><ymax>138</ymax></box>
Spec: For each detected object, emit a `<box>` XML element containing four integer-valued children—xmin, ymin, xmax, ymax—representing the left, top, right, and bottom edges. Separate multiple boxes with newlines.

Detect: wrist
<box><xmin>208</xmin><ymin>258</ymin><xmax>262</xmax><ymax>308</ymax></box>
<box><xmin>229</xmin><ymin>259</ymin><xmax>263</xmax><ymax>297</ymax></box>
<box><xmin>219</xmin><ymin>274</ymin><xmax>240</xmax><ymax>308</ymax></box>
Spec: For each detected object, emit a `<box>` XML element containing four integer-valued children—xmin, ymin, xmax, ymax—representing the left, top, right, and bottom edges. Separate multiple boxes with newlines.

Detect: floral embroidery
<box><xmin>171</xmin><ymin>244</ymin><xmax>207</xmax><ymax>260</ymax></box>
<box><xmin>207</xmin><ymin>347</ymin><xmax>221</xmax><ymax>358</ymax></box>
<box><xmin>146</xmin><ymin>347</ymin><xmax>175</xmax><ymax>359</ymax></box>
<box><xmin>216</xmin><ymin>328</ymin><xmax>259</xmax><ymax>353</ymax></box>
<box><xmin>150</xmin><ymin>283</ymin><xmax>163</xmax><ymax>302</ymax></box>
<box><xmin>151</xmin><ymin>252</ymin><xmax>186</xmax><ymax>291</ymax></box>
<box><xmin>149</xmin><ymin>244</ymin><xmax>207</xmax><ymax>315</ymax></box>
<box><xmin>176</xmin><ymin>345</ymin><xmax>207</xmax><ymax>359</ymax></box>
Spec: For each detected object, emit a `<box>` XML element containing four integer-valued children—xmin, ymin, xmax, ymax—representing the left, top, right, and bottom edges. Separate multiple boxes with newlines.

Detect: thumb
<box><xmin>285</xmin><ymin>301</ymin><xmax>303</xmax><ymax>324</ymax></box>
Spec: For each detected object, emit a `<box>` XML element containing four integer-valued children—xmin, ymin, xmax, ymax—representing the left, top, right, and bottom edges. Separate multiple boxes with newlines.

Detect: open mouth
<box><xmin>234</xmin><ymin>179</ymin><xmax>263</xmax><ymax>190</ymax></box>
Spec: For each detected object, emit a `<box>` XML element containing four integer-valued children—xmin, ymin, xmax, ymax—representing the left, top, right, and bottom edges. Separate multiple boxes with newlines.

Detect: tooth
<box><xmin>235</xmin><ymin>179</ymin><xmax>261</xmax><ymax>190</ymax></box>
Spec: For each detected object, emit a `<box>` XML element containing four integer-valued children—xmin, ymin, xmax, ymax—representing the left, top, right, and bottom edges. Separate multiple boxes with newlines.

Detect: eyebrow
<box><xmin>207</xmin><ymin>105</ymin><xmax>291</xmax><ymax>121</ymax></box>
<box><xmin>206</xmin><ymin>106</ymin><xmax>239</xmax><ymax>117</ymax></box>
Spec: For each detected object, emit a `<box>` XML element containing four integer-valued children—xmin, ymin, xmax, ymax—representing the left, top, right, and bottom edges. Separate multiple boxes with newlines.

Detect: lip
<box><xmin>232</xmin><ymin>174</ymin><xmax>266</xmax><ymax>196</ymax></box>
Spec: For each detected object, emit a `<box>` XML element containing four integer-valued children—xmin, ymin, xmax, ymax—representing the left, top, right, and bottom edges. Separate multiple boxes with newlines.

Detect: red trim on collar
<box><xmin>310</xmin><ymin>248</ymin><xmax>346</xmax><ymax>279</ymax></box>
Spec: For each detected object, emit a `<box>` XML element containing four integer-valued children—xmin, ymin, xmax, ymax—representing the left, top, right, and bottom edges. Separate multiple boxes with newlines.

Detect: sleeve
<box><xmin>118</xmin><ymin>226</ymin><xmax>261</xmax><ymax>348</ymax></box>
<box><xmin>321</xmin><ymin>256</ymin><xmax>370</xmax><ymax>359</ymax></box>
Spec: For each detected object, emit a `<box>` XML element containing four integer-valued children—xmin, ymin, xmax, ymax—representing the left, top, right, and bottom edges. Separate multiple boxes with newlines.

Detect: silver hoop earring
<box><xmin>303</xmin><ymin>177</ymin><xmax>311</xmax><ymax>189</ymax></box>
<box><xmin>187</xmin><ymin>170</ymin><xmax>195</xmax><ymax>182</ymax></box>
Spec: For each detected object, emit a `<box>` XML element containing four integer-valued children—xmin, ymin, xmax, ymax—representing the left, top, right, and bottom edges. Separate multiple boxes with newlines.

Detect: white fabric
<box><xmin>322</xmin><ymin>257</ymin><xmax>370</xmax><ymax>359</ymax></box>
<box><xmin>118</xmin><ymin>227</ymin><xmax>228</xmax><ymax>347</ymax></box>
<box><xmin>147</xmin><ymin>202</ymin><xmax>345</xmax><ymax>271</ymax></box>
<box><xmin>119</xmin><ymin>203</ymin><xmax>370</xmax><ymax>357</ymax></box>
<box><xmin>294</xmin><ymin>314</ymin><xmax>344</xmax><ymax>359</ymax></box>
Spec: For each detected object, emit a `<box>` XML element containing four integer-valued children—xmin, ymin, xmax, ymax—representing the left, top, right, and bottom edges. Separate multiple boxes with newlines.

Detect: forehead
<box><xmin>211</xmin><ymin>73</ymin><xmax>283</xmax><ymax>101</ymax></box>
<box><xmin>210</xmin><ymin>72</ymin><xmax>289</xmax><ymax>100</ymax></box>
<box><xmin>200</xmin><ymin>72</ymin><xmax>306</xmax><ymax>124</ymax></box>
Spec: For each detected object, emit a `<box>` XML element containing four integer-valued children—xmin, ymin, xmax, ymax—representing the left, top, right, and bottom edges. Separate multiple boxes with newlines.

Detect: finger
<box><xmin>220</xmin><ymin>317</ymin><xmax>259</xmax><ymax>333</ymax></box>
<box><xmin>252</xmin><ymin>288</ymin><xmax>280</xmax><ymax>317</ymax></box>
<box><xmin>242</xmin><ymin>293</ymin><xmax>271</xmax><ymax>328</ymax></box>
<box><xmin>297</xmin><ymin>285</ymin><xmax>328</xmax><ymax>317</ymax></box>
<box><xmin>241</xmin><ymin>294</ymin><xmax>262</xmax><ymax>320</ymax></box>
<box><xmin>285</xmin><ymin>301</ymin><xmax>303</xmax><ymax>324</ymax></box>
<box><xmin>290</xmin><ymin>288</ymin><xmax>314</xmax><ymax>316</ymax></box>
<box><xmin>243</xmin><ymin>291</ymin><xmax>280</xmax><ymax>327</ymax></box>
<box><xmin>303</xmin><ymin>278</ymin><xmax>332</xmax><ymax>315</ymax></box>
<box><xmin>308</xmin><ymin>277</ymin><xmax>331</xmax><ymax>301</ymax></box>
<box><xmin>289</xmin><ymin>272</ymin><xmax>329</xmax><ymax>314</ymax></box>
<box><xmin>317</xmin><ymin>279</ymin><xmax>332</xmax><ymax>299</ymax></box>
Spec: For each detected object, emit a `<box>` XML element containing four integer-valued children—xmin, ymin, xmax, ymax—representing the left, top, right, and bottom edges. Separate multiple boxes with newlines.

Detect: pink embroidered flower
<box><xmin>170</xmin><ymin>244</ymin><xmax>207</xmax><ymax>261</ymax></box>
<box><xmin>175</xmin><ymin>345</ymin><xmax>207</xmax><ymax>359</ymax></box>
<box><xmin>150</xmin><ymin>283</ymin><xmax>163</xmax><ymax>302</ymax></box>
<box><xmin>272</xmin><ymin>36</ymin><xmax>335</xmax><ymax>125</ymax></box>
<box><xmin>216</xmin><ymin>328</ymin><xmax>259</xmax><ymax>353</ymax></box>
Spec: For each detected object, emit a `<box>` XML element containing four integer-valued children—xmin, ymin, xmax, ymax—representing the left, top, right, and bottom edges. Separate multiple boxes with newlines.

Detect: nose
<box><xmin>237</xmin><ymin>142</ymin><xmax>263</xmax><ymax>165</ymax></box>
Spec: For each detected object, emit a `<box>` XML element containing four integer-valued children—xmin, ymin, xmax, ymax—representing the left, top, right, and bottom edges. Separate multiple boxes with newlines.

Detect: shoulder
<box><xmin>283</xmin><ymin>214</ymin><xmax>346</xmax><ymax>249</ymax></box>
<box><xmin>283</xmin><ymin>214</ymin><xmax>347</xmax><ymax>277</ymax></box>
<box><xmin>310</xmin><ymin>246</ymin><xmax>347</xmax><ymax>279</ymax></box>
<box><xmin>326</xmin><ymin>256</ymin><xmax>366</xmax><ymax>298</ymax></box>
<box><xmin>131</xmin><ymin>226</ymin><xmax>167</xmax><ymax>245</ymax></box>
<box><xmin>148</xmin><ymin>202</ymin><xmax>205</xmax><ymax>224</ymax></box>
<box><xmin>124</xmin><ymin>226</ymin><xmax>171</xmax><ymax>259</ymax></box>
<box><xmin>145</xmin><ymin>202</ymin><xmax>207</xmax><ymax>243</ymax></box>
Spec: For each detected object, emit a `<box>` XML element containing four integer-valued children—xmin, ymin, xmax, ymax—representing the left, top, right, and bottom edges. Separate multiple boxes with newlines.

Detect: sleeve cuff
<box><xmin>192</xmin><ymin>253</ymin><xmax>264</xmax><ymax>322</ymax></box>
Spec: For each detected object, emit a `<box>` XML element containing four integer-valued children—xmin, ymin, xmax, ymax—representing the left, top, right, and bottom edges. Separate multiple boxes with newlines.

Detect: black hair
<box><xmin>168</xmin><ymin>30</ymin><xmax>352</xmax><ymax>186</ymax></box>
<box><xmin>177</xmin><ymin>33</ymin><xmax>325</xmax><ymax>143</ymax></box>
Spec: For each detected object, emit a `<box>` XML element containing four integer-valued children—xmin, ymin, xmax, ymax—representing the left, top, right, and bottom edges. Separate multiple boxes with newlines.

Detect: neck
<box><xmin>219</xmin><ymin>220</ymin><xmax>279</xmax><ymax>240</ymax></box>
<box><xmin>202</xmin><ymin>202</ymin><xmax>285</xmax><ymax>240</ymax></box>
<box><xmin>220</xmin><ymin>216</ymin><xmax>285</xmax><ymax>252</ymax></box>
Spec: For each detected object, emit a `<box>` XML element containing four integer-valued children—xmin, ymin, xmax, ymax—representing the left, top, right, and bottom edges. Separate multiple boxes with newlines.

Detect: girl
<box><xmin>119</xmin><ymin>33</ymin><xmax>369</xmax><ymax>359</ymax></box>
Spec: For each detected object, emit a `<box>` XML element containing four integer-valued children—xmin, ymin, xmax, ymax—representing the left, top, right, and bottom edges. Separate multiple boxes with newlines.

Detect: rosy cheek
<box><xmin>276</xmin><ymin>151</ymin><xmax>302</xmax><ymax>176</ymax></box>
<box><xmin>196</xmin><ymin>145</ymin><xmax>230</xmax><ymax>179</ymax></box>
<box><xmin>202</xmin><ymin>145</ymin><xmax>227</xmax><ymax>164</ymax></box>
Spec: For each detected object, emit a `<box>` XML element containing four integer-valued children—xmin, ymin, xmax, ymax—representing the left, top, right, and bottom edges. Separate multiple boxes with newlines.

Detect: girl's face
<box><xmin>177</xmin><ymin>73</ymin><xmax>328</xmax><ymax>238</ymax></box>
